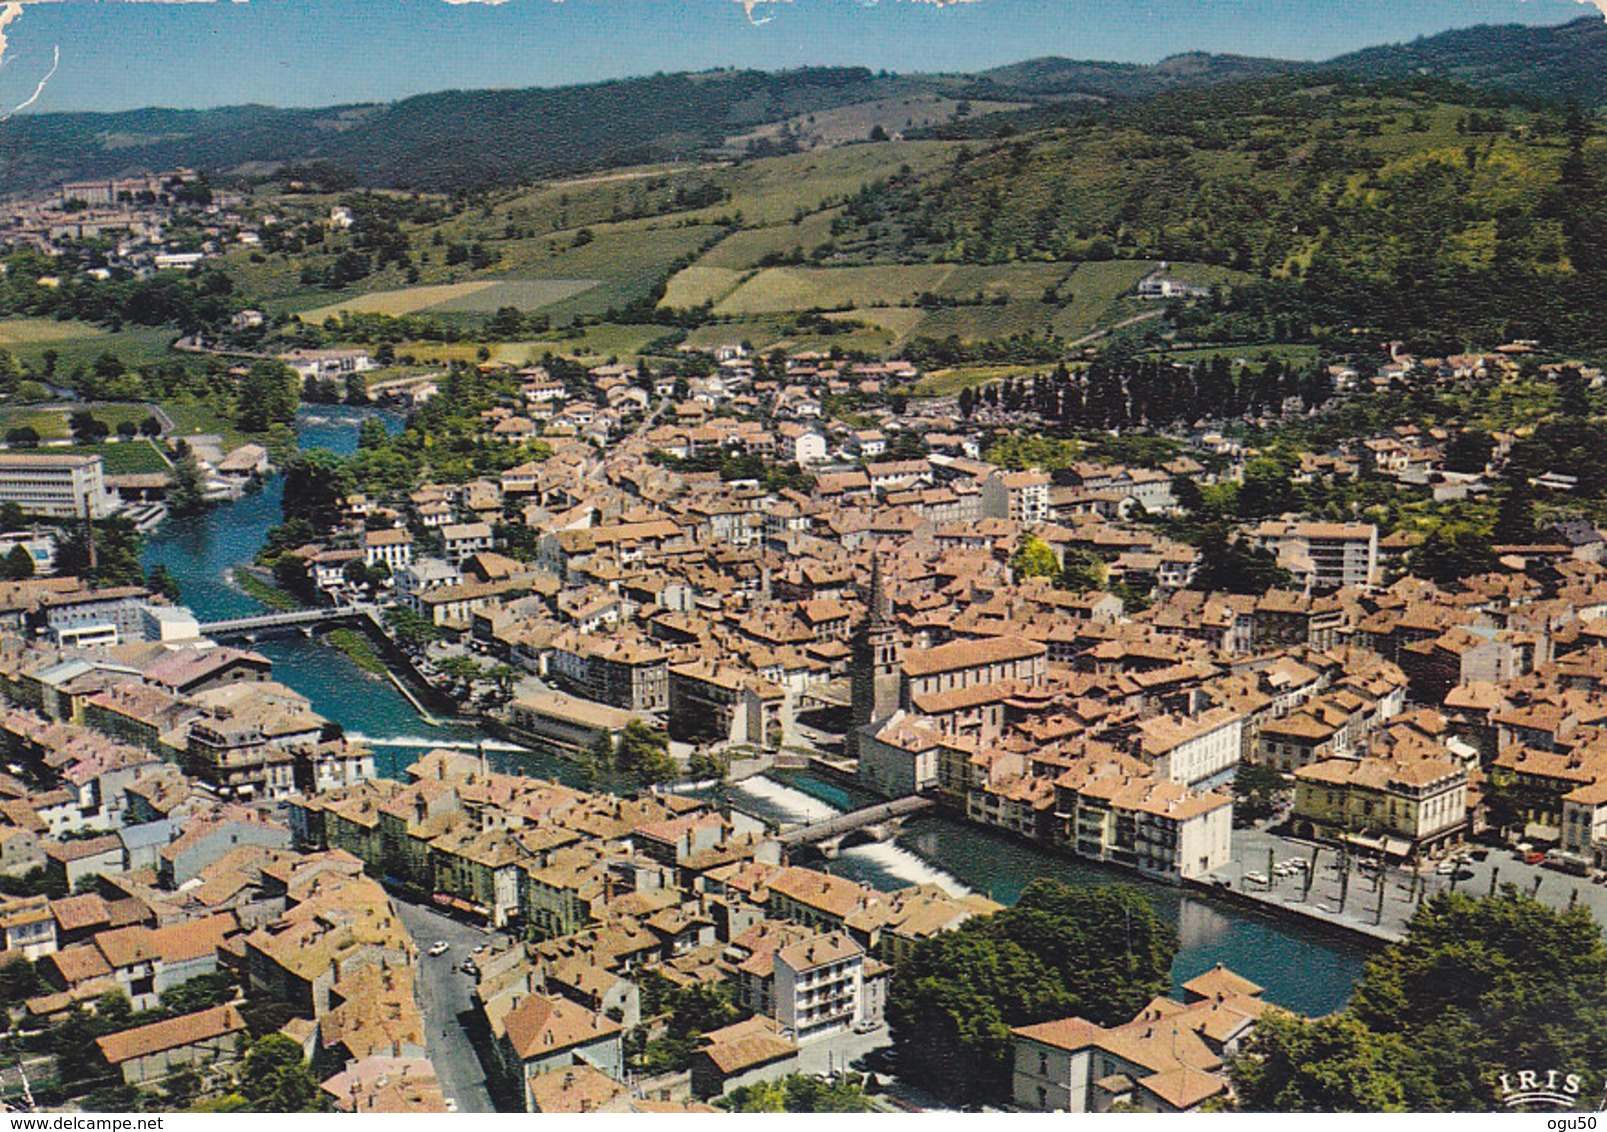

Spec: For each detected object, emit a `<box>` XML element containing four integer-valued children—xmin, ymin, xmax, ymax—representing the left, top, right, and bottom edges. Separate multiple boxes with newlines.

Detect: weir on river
<box><xmin>140</xmin><ymin>405</ymin><xmax>1373</xmax><ymax>1019</ymax></box>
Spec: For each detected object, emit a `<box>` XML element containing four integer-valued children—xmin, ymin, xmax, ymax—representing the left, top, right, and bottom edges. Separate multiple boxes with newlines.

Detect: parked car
<box><xmin>1524</xmin><ymin>851</ymin><xmax>1547</xmax><ymax>866</ymax></box>
<box><xmin>460</xmin><ymin>959</ymin><xmax>479</xmax><ymax>976</ymax></box>
<box><xmin>1243</xmin><ymin>871</ymin><xmax>1270</xmax><ymax>887</ymax></box>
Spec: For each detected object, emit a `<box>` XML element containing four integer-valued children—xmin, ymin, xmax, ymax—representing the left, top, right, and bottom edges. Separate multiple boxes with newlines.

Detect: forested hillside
<box><xmin>1329</xmin><ymin>15</ymin><xmax>1607</xmax><ymax>107</ymax></box>
<box><xmin>830</xmin><ymin>77</ymin><xmax>1607</xmax><ymax>351</ymax></box>
<box><xmin>3</xmin><ymin>17</ymin><xmax>1606</xmax><ymax>196</ymax></box>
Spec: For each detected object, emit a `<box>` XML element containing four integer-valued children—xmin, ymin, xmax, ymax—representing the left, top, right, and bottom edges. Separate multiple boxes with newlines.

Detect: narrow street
<box><xmin>393</xmin><ymin>899</ymin><xmax>500</xmax><ymax>1113</ymax></box>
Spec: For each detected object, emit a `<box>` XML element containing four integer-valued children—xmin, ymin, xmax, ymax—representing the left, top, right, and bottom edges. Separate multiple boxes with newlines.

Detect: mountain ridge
<box><xmin>0</xmin><ymin>17</ymin><xmax>1600</xmax><ymax>194</ymax></box>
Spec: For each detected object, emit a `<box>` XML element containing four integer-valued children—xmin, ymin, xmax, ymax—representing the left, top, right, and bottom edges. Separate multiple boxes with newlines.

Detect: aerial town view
<box><xmin>0</xmin><ymin>0</ymin><xmax>1601</xmax><ymax>1117</ymax></box>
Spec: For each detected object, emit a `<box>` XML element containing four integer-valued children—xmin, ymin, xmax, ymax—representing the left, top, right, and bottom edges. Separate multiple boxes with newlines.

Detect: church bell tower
<box><xmin>849</xmin><ymin>554</ymin><xmax>903</xmax><ymax>757</ymax></box>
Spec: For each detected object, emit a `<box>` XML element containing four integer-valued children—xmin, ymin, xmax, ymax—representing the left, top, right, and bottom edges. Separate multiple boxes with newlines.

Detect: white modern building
<box><xmin>0</xmin><ymin>454</ymin><xmax>119</xmax><ymax>520</ymax></box>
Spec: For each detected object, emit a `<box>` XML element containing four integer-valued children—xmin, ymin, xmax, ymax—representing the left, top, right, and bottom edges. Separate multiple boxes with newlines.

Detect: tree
<box><xmin>615</xmin><ymin>719</ymin><xmax>677</xmax><ymax>786</ymax></box>
<box><xmin>1231</xmin><ymin>1011</ymin><xmax>1426</xmax><ymax>1111</ymax></box>
<box><xmin>69</xmin><ymin>411</ymin><xmax>109</xmax><ymax>444</ymax></box>
<box><xmin>3</xmin><ymin>543</ymin><xmax>34</xmax><ymax>580</ymax></box>
<box><xmin>486</xmin><ymin>664</ymin><xmax>516</xmax><ymax>701</ymax></box>
<box><xmin>239</xmin><ymin>1034</ymin><xmax>326</xmax><ymax>1112</ymax></box>
<box><xmin>167</xmin><ymin>446</ymin><xmax>209</xmax><ymax>516</ymax></box>
<box><xmin>688</xmin><ymin>747</ymin><xmax>728</xmax><ymax>782</ymax></box>
<box><xmin>146</xmin><ymin>563</ymin><xmax>180</xmax><ymax>601</ymax></box>
<box><xmin>238</xmin><ymin>360</ymin><xmax>299</xmax><ymax>433</ymax></box>
<box><xmin>1493</xmin><ymin>479</ymin><xmax>1536</xmax><ymax>546</ymax></box>
<box><xmin>385</xmin><ymin>606</ymin><xmax>442</xmax><ymax>648</ymax></box>
<box><xmin>4</xmin><ymin>426</ymin><xmax>37</xmax><ymax>448</ymax></box>
<box><xmin>158</xmin><ymin>972</ymin><xmax>236</xmax><ymax>1015</ymax></box>
<box><xmin>0</xmin><ymin>503</ymin><xmax>23</xmax><ymax>530</ymax></box>
<box><xmin>889</xmin><ymin>930</ymin><xmax>1073</xmax><ymax>1105</ymax></box>
<box><xmin>280</xmin><ymin>450</ymin><xmax>350</xmax><ymax>532</ymax></box>
<box><xmin>1443</xmin><ymin>430</ymin><xmax>1494</xmax><ymax>475</ymax></box>
<box><xmin>1057</xmin><ymin>549</ymin><xmax>1105</xmax><ymax>592</ymax></box>
<box><xmin>1010</xmin><ymin>534</ymin><xmax>1058</xmax><ymax>581</ymax></box>
<box><xmin>1172</xmin><ymin>474</ymin><xmax>1205</xmax><ymax>513</ymax></box>
<box><xmin>1193</xmin><ymin>523</ymin><xmax>1292</xmax><ymax>595</ymax></box>
<box><xmin>584</xmin><ymin>730</ymin><xmax>616</xmax><ymax>786</ymax></box>
<box><xmin>723</xmin><ymin>1073</ymin><xmax>876</xmax><ymax>1112</ymax></box>
<box><xmin>888</xmin><ymin>881</ymin><xmax>1176</xmax><ymax>1106</ymax></box>
<box><xmin>1231</xmin><ymin>888</ymin><xmax>1607</xmax><ymax>1111</ymax></box>
<box><xmin>1238</xmin><ymin>454</ymin><xmax>1301</xmax><ymax>517</ymax></box>
<box><xmin>0</xmin><ymin>955</ymin><xmax>42</xmax><ymax>1005</ymax></box>
<box><xmin>1412</xmin><ymin>523</ymin><xmax>1496</xmax><ymax>586</ymax></box>
<box><xmin>1233</xmin><ymin>761</ymin><xmax>1287</xmax><ymax>821</ymax></box>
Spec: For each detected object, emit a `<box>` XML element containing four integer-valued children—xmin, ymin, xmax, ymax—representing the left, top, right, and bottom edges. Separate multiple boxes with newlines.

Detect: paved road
<box><xmin>393</xmin><ymin>900</ymin><xmax>497</xmax><ymax>1114</ymax></box>
<box><xmin>797</xmin><ymin>1024</ymin><xmax>890</xmax><ymax>1077</ymax></box>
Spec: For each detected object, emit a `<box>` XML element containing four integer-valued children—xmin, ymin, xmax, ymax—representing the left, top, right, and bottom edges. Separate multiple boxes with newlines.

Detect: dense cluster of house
<box><xmin>286</xmin><ymin>746</ymin><xmax>1000</xmax><ymax>1107</ymax></box>
<box><xmin>0</xmin><ymin>171</ymin><xmax>249</xmax><ymax>269</ymax></box>
<box><xmin>248</xmin><ymin>338</ymin><xmax>1607</xmax><ymax>892</ymax></box>
<box><xmin>0</xmin><ymin>579</ymin><xmax>373</xmax><ymax>809</ymax></box>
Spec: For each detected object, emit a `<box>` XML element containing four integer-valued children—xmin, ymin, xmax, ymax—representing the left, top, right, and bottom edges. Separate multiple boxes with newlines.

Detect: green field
<box><xmin>298</xmin><ymin>281</ymin><xmax>500</xmax><ymax>322</ymax></box>
<box><xmin>661</xmin><ymin>265</ymin><xmax>748</xmax><ymax>310</ymax></box>
<box><xmin>539</xmin><ymin>323</ymin><xmax>672</xmax><ymax>361</ymax></box>
<box><xmin>0</xmin><ymin>319</ymin><xmax>106</xmax><ymax>347</ymax></box>
<box><xmin>72</xmin><ymin>440</ymin><xmax>172</xmax><ymax>475</ymax></box>
<box><xmin>714</xmin><ymin>264</ymin><xmax>955</xmax><ymax>315</ymax></box>
<box><xmin>681</xmin><ymin>141</ymin><xmax>960</xmax><ymax>226</ymax></box>
<box><xmin>160</xmin><ymin>397</ymin><xmax>253</xmax><ymax>450</ymax></box>
<box><xmin>910</xmin><ymin>301</ymin><xmax>1063</xmax><ymax>343</ymax></box>
<box><xmin>428</xmin><ymin>279</ymin><xmax>600</xmax><ymax>314</ymax></box>
<box><xmin>0</xmin><ymin>321</ymin><xmax>174</xmax><ymax>371</ymax></box>
<box><xmin>834</xmin><ymin>307</ymin><xmax>925</xmax><ymax>339</ymax></box>
<box><xmin>902</xmin><ymin>363</ymin><xmax>1046</xmax><ymax>398</ymax></box>
<box><xmin>695</xmin><ymin>210</ymin><xmax>842</xmax><ymax>271</ymax></box>
<box><xmin>1048</xmin><ymin>261</ymin><xmax>1159</xmax><ymax>338</ymax></box>
<box><xmin>695</xmin><ymin>259</ymin><xmax>1158</xmax><ymax>341</ymax></box>
<box><xmin>0</xmin><ymin>403</ymin><xmax>157</xmax><ymax>442</ymax></box>
<box><xmin>1152</xmin><ymin>343</ymin><xmax>1324</xmax><ymax>365</ymax></box>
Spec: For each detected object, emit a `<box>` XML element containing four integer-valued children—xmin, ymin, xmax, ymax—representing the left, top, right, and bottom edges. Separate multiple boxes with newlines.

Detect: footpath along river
<box><xmin>141</xmin><ymin>406</ymin><xmax>1373</xmax><ymax>1017</ymax></box>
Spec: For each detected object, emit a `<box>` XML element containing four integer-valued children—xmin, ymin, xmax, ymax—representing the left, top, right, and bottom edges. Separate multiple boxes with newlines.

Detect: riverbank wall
<box><xmin>814</xmin><ymin>775</ymin><xmax>1401</xmax><ymax>952</ymax></box>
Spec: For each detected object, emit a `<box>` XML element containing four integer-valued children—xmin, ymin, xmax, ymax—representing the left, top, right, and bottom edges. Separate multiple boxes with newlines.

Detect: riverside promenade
<box><xmin>1204</xmin><ymin>827</ymin><xmax>1607</xmax><ymax>944</ymax></box>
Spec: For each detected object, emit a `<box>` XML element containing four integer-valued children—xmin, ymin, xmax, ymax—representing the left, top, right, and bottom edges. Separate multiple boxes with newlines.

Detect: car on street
<box><xmin>460</xmin><ymin>958</ymin><xmax>479</xmax><ymax>977</ymax></box>
<box><xmin>1243</xmin><ymin>871</ymin><xmax>1270</xmax><ymax>887</ymax></box>
<box><xmin>429</xmin><ymin>940</ymin><xmax>450</xmax><ymax>956</ymax></box>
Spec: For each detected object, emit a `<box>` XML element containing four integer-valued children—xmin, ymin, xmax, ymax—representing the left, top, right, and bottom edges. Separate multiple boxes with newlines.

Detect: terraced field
<box><xmin>427</xmin><ymin>279</ymin><xmax>600</xmax><ymax>314</ymax></box>
<box><xmin>298</xmin><ymin>282</ymin><xmax>500</xmax><ymax>322</ymax></box>
<box><xmin>660</xmin><ymin>266</ymin><xmax>748</xmax><ymax>310</ymax></box>
<box><xmin>713</xmin><ymin>264</ymin><xmax>955</xmax><ymax>315</ymax></box>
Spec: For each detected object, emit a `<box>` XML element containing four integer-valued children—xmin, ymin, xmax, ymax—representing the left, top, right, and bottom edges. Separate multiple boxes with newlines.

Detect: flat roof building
<box><xmin>0</xmin><ymin>454</ymin><xmax>119</xmax><ymax>520</ymax></box>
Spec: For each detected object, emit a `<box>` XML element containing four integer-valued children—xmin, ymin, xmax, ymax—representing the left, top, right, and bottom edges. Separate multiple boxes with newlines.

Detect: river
<box><xmin>141</xmin><ymin>406</ymin><xmax>1373</xmax><ymax>1017</ymax></box>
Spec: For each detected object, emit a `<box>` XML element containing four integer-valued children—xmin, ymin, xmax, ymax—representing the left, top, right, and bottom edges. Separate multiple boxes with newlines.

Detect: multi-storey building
<box><xmin>774</xmin><ymin>932</ymin><xmax>869</xmax><ymax>1043</ymax></box>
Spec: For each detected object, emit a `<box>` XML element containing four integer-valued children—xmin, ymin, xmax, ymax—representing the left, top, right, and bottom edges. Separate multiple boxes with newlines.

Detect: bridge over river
<box><xmin>779</xmin><ymin>794</ymin><xmax>935</xmax><ymax>857</ymax></box>
<box><xmin>196</xmin><ymin>602</ymin><xmax>381</xmax><ymax>638</ymax></box>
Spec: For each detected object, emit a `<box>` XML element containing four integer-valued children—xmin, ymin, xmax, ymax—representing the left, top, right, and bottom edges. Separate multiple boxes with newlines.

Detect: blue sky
<box><xmin>0</xmin><ymin>0</ymin><xmax>1594</xmax><ymax>113</ymax></box>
